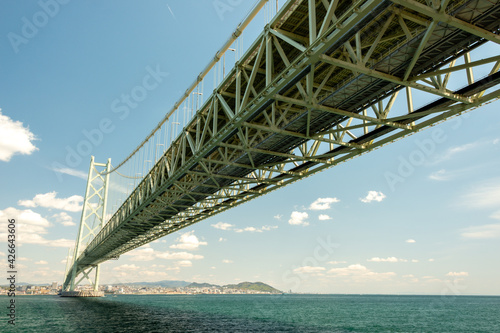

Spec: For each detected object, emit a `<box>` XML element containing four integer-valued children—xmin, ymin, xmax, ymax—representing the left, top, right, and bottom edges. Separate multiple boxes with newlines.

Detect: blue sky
<box><xmin>1</xmin><ymin>0</ymin><xmax>499</xmax><ymax>295</ymax></box>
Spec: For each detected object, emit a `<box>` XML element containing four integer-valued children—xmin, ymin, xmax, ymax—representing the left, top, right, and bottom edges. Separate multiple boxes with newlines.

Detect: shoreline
<box><xmin>1</xmin><ymin>293</ymin><xmax>499</xmax><ymax>297</ymax></box>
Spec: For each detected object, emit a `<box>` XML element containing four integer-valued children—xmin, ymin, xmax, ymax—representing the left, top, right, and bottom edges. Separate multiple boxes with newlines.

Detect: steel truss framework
<box><xmin>63</xmin><ymin>157</ymin><xmax>110</xmax><ymax>291</ymax></box>
<box><xmin>65</xmin><ymin>0</ymin><xmax>500</xmax><ymax>286</ymax></box>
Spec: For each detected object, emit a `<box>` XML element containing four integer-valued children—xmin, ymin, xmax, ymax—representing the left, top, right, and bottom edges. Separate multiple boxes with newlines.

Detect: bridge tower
<box><xmin>62</xmin><ymin>156</ymin><xmax>111</xmax><ymax>297</ymax></box>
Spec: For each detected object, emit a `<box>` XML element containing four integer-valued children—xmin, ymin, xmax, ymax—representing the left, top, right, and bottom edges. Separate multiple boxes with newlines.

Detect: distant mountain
<box><xmin>224</xmin><ymin>282</ymin><xmax>281</xmax><ymax>293</ymax></box>
<box><xmin>115</xmin><ymin>280</ymin><xmax>191</xmax><ymax>288</ymax></box>
<box><xmin>186</xmin><ymin>282</ymin><xmax>219</xmax><ymax>288</ymax></box>
<box><xmin>6</xmin><ymin>280</ymin><xmax>281</xmax><ymax>292</ymax></box>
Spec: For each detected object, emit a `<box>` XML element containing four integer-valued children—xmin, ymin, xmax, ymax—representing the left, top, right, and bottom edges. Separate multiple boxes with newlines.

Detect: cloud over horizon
<box><xmin>18</xmin><ymin>191</ymin><xmax>83</xmax><ymax>212</ymax></box>
<box><xmin>0</xmin><ymin>207</ymin><xmax>73</xmax><ymax>247</ymax></box>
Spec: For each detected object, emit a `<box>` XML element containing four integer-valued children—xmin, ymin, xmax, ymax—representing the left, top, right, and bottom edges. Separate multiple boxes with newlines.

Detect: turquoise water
<box><xmin>2</xmin><ymin>294</ymin><xmax>499</xmax><ymax>332</ymax></box>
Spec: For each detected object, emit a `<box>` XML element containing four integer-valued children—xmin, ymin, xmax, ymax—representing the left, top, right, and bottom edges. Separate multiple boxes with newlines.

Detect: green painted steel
<box><xmin>64</xmin><ymin>0</ymin><xmax>500</xmax><ymax>291</ymax></box>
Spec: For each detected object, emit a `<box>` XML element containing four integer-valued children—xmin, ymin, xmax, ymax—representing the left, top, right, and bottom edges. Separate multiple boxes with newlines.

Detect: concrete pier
<box><xmin>61</xmin><ymin>290</ymin><xmax>104</xmax><ymax>297</ymax></box>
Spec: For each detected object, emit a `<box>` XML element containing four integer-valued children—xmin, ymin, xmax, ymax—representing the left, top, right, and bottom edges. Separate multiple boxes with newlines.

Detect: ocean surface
<box><xmin>2</xmin><ymin>294</ymin><xmax>499</xmax><ymax>332</ymax></box>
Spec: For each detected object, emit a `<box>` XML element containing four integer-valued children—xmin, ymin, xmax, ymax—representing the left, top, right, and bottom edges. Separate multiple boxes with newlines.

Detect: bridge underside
<box><xmin>65</xmin><ymin>0</ymin><xmax>500</xmax><ymax>287</ymax></box>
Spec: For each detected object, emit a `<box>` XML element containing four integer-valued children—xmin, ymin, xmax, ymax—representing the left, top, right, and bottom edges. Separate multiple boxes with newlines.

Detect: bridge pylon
<box><xmin>62</xmin><ymin>156</ymin><xmax>111</xmax><ymax>297</ymax></box>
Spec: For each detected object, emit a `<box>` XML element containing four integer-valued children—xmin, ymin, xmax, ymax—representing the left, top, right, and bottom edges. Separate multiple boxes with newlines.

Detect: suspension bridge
<box><xmin>62</xmin><ymin>0</ymin><xmax>500</xmax><ymax>296</ymax></box>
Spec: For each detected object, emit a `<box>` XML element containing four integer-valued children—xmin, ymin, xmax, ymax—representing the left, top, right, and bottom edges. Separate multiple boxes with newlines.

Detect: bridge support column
<box><xmin>62</xmin><ymin>156</ymin><xmax>111</xmax><ymax>297</ymax></box>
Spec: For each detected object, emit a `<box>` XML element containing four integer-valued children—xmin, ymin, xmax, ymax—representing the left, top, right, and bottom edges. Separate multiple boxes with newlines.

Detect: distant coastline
<box><xmin>1</xmin><ymin>293</ymin><xmax>499</xmax><ymax>297</ymax></box>
<box><xmin>2</xmin><ymin>280</ymin><xmax>500</xmax><ymax>297</ymax></box>
<box><xmin>0</xmin><ymin>280</ymin><xmax>283</xmax><ymax>296</ymax></box>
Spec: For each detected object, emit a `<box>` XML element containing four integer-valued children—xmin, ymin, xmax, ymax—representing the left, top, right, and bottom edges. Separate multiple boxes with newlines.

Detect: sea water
<box><xmin>2</xmin><ymin>294</ymin><xmax>499</xmax><ymax>332</ymax></box>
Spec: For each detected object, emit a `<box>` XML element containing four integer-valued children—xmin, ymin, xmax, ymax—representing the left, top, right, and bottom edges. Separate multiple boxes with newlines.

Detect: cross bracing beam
<box><xmin>65</xmin><ymin>0</ymin><xmax>500</xmax><ymax>283</ymax></box>
<box><xmin>63</xmin><ymin>157</ymin><xmax>111</xmax><ymax>292</ymax></box>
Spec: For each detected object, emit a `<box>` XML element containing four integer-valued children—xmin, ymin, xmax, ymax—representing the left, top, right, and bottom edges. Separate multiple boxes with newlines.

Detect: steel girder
<box><xmin>68</xmin><ymin>0</ymin><xmax>500</xmax><ymax>275</ymax></box>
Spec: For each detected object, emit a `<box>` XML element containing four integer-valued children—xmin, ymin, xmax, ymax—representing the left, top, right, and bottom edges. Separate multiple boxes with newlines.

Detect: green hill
<box><xmin>186</xmin><ymin>282</ymin><xmax>219</xmax><ymax>288</ymax></box>
<box><xmin>117</xmin><ymin>280</ymin><xmax>190</xmax><ymax>288</ymax></box>
<box><xmin>224</xmin><ymin>281</ymin><xmax>281</xmax><ymax>293</ymax></box>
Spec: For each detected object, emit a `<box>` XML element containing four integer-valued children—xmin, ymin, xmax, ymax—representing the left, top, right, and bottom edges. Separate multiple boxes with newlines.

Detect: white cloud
<box><xmin>20</xmin><ymin>268</ymin><xmax>66</xmax><ymax>284</ymax></box>
<box><xmin>461</xmin><ymin>180</ymin><xmax>500</xmax><ymax>209</ymax></box>
<box><xmin>262</xmin><ymin>225</ymin><xmax>278</xmax><ymax>231</ymax></box>
<box><xmin>432</xmin><ymin>141</ymin><xmax>485</xmax><ymax>164</ymax></box>
<box><xmin>429</xmin><ymin>167</ymin><xmax>475</xmax><ymax>181</ymax></box>
<box><xmin>412</xmin><ymin>259</ymin><xmax>419</xmax><ymax>263</ymax></box>
<box><xmin>35</xmin><ymin>260</ymin><xmax>48</xmax><ymax>265</ymax></box>
<box><xmin>447</xmin><ymin>143</ymin><xmax>476</xmax><ymax>155</ymax></box>
<box><xmin>293</xmin><ymin>266</ymin><xmax>326</xmax><ymax>274</ymax></box>
<box><xmin>367</xmin><ymin>257</ymin><xmax>407</xmax><ymax>262</ymax></box>
<box><xmin>0</xmin><ymin>207</ymin><xmax>50</xmax><ymax>230</ymax></box>
<box><xmin>0</xmin><ymin>110</ymin><xmax>38</xmax><ymax>162</ymax></box>
<box><xmin>131</xmin><ymin>270</ymin><xmax>170</xmax><ymax>278</ymax></box>
<box><xmin>47</xmin><ymin>238</ymin><xmax>74</xmax><ymax>247</ymax></box>
<box><xmin>235</xmin><ymin>226</ymin><xmax>262</xmax><ymax>233</ymax></box>
<box><xmin>211</xmin><ymin>222</ymin><xmax>234</xmax><ymax>230</ymax></box>
<box><xmin>222</xmin><ymin>259</ymin><xmax>233</xmax><ymax>264</ymax></box>
<box><xmin>52</xmin><ymin>167</ymin><xmax>87</xmax><ymax>180</ymax></box>
<box><xmin>328</xmin><ymin>264</ymin><xmax>368</xmax><ymax>274</ymax></box>
<box><xmin>52</xmin><ymin>212</ymin><xmax>76</xmax><ymax>226</ymax></box>
<box><xmin>405</xmin><ymin>239</ymin><xmax>416</xmax><ymax>243</ymax></box>
<box><xmin>461</xmin><ymin>223</ymin><xmax>500</xmax><ymax>239</ymax></box>
<box><xmin>169</xmin><ymin>231</ymin><xmax>207</xmax><ymax>250</ymax></box>
<box><xmin>428</xmin><ymin>258</ymin><xmax>435</xmax><ymax>262</ymax></box>
<box><xmin>327</xmin><ymin>264</ymin><xmax>396</xmax><ymax>279</ymax></box>
<box><xmin>328</xmin><ymin>260</ymin><xmax>347</xmax><ymax>264</ymax></box>
<box><xmin>235</xmin><ymin>225</ymin><xmax>277</xmax><ymax>232</ymax></box>
<box><xmin>124</xmin><ymin>246</ymin><xmax>156</xmax><ymax>261</ymax></box>
<box><xmin>403</xmin><ymin>274</ymin><xmax>419</xmax><ymax>283</ymax></box>
<box><xmin>309</xmin><ymin>198</ymin><xmax>339</xmax><ymax>210</ymax></box>
<box><xmin>318</xmin><ymin>214</ymin><xmax>332</xmax><ymax>221</ymax></box>
<box><xmin>157</xmin><ymin>252</ymin><xmax>203</xmax><ymax>260</ymax></box>
<box><xmin>0</xmin><ymin>207</ymin><xmax>72</xmax><ymax>248</ymax></box>
<box><xmin>429</xmin><ymin>169</ymin><xmax>449</xmax><ymax>181</ymax></box>
<box><xmin>360</xmin><ymin>191</ymin><xmax>386</xmax><ymax>203</ymax></box>
<box><xmin>288</xmin><ymin>211</ymin><xmax>309</xmax><ymax>226</ymax></box>
<box><xmin>446</xmin><ymin>271</ymin><xmax>469</xmax><ymax>277</ymax></box>
<box><xmin>108</xmin><ymin>268</ymin><xmax>173</xmax><ymax>282</ymax></box>
<box><xmin>274</xmin><ymin>214</ymin><xmax>282</xmax><ymax>220</ymax></box>
<box><xmin>218</xmin><ymin>237</ymin><xmax>226</xmax><ymax>242</ymax></box>
<box><xmin>0</xmin><ymin>252</ymin><xmax>5</xmax><ymax>257</ymax></box>
<box><xmin>113</xmin><ymin>264</ymin><xmax>140</xmax><ymax>271</ymax></box>
<box><xmin>177</xmin><ymin>260</ymin><xmax>192</xmax><ymax>267</ymax></box>
<box><xmin>18</xmin><ymin>191</ymin><xmax>83</xmax><ymax>212</ymax></box>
